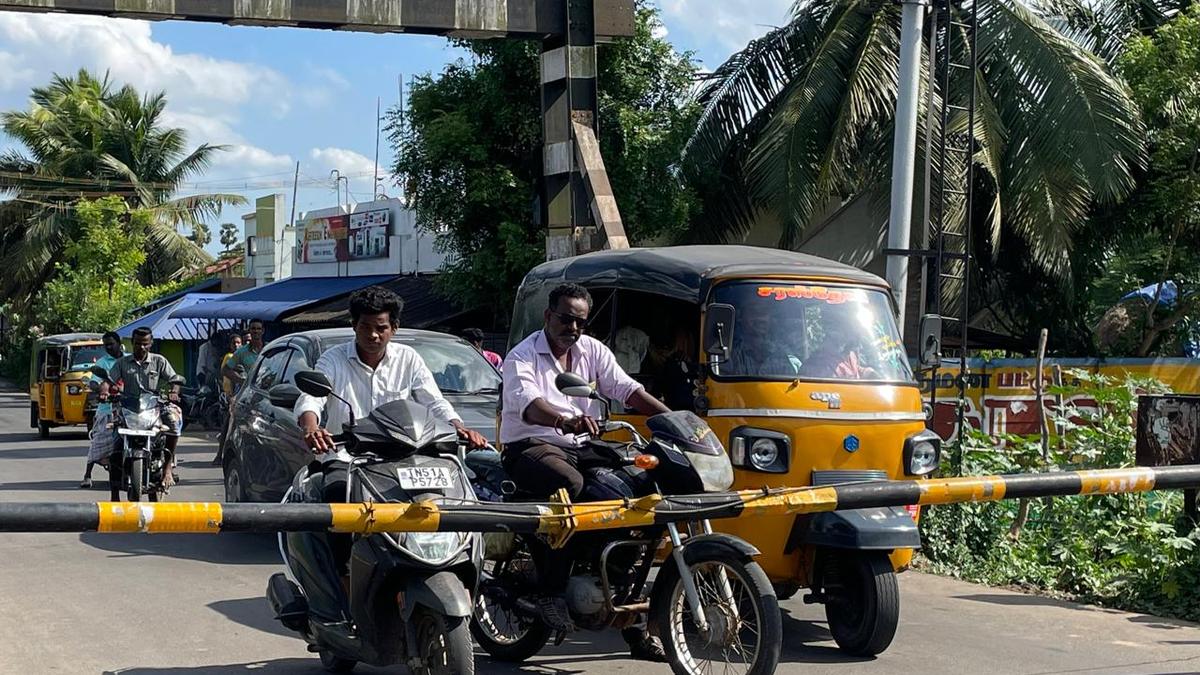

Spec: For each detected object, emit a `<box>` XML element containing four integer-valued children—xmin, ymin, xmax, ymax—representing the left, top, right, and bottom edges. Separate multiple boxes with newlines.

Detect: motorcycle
<box><xmin>89</xmin><ymin>365</ymin><xmax>182</xmax><ymax>503</ymax></box>
<box><xmin>266</xmin><ymin>370</ymin><xmax>482</xmax><ymax>674</ymax></box>
<box><xmin>466</xmin><ymin>372</ymin><xmax>783</xmax><ymax>675</ymax></box>
<box><xmin>181</xmin><ymin>375</ymin><xmax>222</xmax><ymax>430</ymax></box>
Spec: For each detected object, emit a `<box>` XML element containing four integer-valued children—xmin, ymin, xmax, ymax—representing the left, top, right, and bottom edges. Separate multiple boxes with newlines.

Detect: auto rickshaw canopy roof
<box><xmin>34</xmin><ymin>333</ymin><xmax>103</xmax><ymax>348</ymax></box>
<box><xmin>520</xmin><ymin>245</ymin><xmax>888</xmax><ymax>304</ymax></box>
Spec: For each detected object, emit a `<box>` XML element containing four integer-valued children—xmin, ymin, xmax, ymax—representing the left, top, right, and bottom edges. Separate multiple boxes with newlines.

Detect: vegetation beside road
<box><xmin>920</xmin><ymin>372</ymin><xmax>1200</xmax><ymax>621</ymax></box>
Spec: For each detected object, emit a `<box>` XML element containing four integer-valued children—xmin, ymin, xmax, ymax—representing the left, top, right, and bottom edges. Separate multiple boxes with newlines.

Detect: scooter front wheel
<box><xmin>652</xmin><ymin>548</ymin><xmax>782</xmax><ymax>675</ymax></box>
<box><xmin>413</xmin><ymin>609</ymin><xmax>474</xmax><ymax>675</ymax></box>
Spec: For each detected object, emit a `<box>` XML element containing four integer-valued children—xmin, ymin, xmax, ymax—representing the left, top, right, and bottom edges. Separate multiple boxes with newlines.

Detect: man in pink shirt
<box><xmin>462</xmin><ymin>327</ymin><xmax>503</xmax><ymax>370</ymax></box>
<box><xmin>500</xmin><ymin>283</ymin><xmax>669</xmax><ymax>659</ymax></box>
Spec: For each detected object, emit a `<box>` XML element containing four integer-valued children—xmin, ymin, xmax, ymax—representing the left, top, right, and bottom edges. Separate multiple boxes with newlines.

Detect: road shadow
<box><xmin>0</xmin><ymin>443</ymin><xmax>92</xmax><ymax>460</ymax></box>
<box><xmin>1128</xmin><ymin>614</ymin><xmax>1200</xmax><ymax>631</ymax></box>
<box><xmin>79</xmin><ymin>531</ymin><xmax>281</xmax><ymax>565</ymax></box>
<box><xmin>777</xmin><ymin>609</ymin><xmax>875</xmax><ymax>665</ymax></box>
<box><xmin>0</xmin><ymin>478</ymin><xmax>93</xmax><ymax>491</ymax></box>
<box><xmin>102</xmin><ymin>659</ymin><xmax>342</xmax><ymax>674</ymax></box>
<box><xmin>208</xmin><ymin>597</ymin><xmax>296</xmax><ymax>639</ymax></box>
<box><xmin>953</xmin><ymin>592</ymin><xmax>1100</xmax><ymax>611</ymax></box>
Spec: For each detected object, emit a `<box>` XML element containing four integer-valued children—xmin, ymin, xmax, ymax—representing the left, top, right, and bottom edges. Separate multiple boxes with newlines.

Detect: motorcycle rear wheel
<box><xmin>413</xmin><ymin>609</ymin><xmax>474</xmax><ymax>675</ymax></box>
<box><xmin>470</xmin><ymin>557</ymin><xmax>551</xmax><ymax>663</ymax></box>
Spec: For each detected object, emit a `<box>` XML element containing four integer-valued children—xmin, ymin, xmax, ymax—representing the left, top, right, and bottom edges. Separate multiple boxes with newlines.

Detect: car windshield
<box><xmin>712</xmin><ymin>281</ymin><xmax>913</xmax><ymax>383</ymax></box>
<box><xmin>325</xmin><ymin>336</ymin><xmax>501</xmax><ymax>394</ymax></box>
<box><xmin>69</xmin><ymin>345</ymin><xmax>108</xmax><ymax>371</ymax></box>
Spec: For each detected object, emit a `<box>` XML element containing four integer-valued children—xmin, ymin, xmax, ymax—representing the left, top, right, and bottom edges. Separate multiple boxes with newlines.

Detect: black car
<box><xmin>221</xmin><ymin>328</ymin><xmax>500</xmax><ymax>503</ymax></box>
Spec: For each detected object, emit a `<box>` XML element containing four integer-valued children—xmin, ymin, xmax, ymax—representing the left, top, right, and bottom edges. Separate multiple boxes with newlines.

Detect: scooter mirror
<box><xmin>294</xmin><ymin>370</ymin><xmax>334</xmax><ymax>398</ymax></box>
<box><xmin>555</xmin><ymin>372</ymin><xmax>596</xmax><ymax>399</ymax></box>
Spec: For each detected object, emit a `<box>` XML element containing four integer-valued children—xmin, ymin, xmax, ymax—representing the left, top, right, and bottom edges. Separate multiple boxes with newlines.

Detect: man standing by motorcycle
<box><xmin>100</xmin><ymin>327</ymin><xmax>185</xmax><ymax>489</ymax></box>
<box><xmin>295</xmin><ymin>286</ymin><xmax>488</xmax><ymax>599</ymax></box>
<box><xmin>499</xmin><ymin>282</ymin><xmax>670</xmax><ymax>661</ymax></box>
<box><xmin>223</xmin><ymin>319</ymin><xmax>265</xmax><ymax>392</ymax></box>
<box><xmin>81</xmin><ymin>331</ymin><xmax>125</xmax><ymax>488</ymax></box>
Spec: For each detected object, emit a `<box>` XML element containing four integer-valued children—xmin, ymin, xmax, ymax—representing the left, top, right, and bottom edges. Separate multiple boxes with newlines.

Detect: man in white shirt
<box><xmin>293</xmin><ymin>286</ymin><xmax>487</xmax><ymax>587</ymax></box>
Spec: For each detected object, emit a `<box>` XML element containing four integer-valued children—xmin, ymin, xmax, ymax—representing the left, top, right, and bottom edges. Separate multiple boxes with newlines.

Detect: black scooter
<box><xmin>265</xmin><ymin>371</ymin><xmax>482</xmax><ymax>674</ymax></box>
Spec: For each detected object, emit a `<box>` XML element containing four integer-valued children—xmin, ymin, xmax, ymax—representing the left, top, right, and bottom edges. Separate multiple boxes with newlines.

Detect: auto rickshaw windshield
<box><xmin>68</xmin><ymin>345</ymin><xmax>108</xmax><ymax>372</ymax></box>
<box><xmin>712</xmin><ymin>281</ymin><xmax>913</xmax><ymax>383</ymax></box>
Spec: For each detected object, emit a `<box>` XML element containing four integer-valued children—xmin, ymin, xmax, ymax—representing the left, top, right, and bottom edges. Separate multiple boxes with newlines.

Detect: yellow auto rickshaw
<box><xmin>29</xmin><ymin>333</ymin><xmax>107</xmax><ymax>439</ymax></box>
<box><xmin>508</xmin><ymin>245</ymin><xmax>940</xmax><ymax>656</ymax></box>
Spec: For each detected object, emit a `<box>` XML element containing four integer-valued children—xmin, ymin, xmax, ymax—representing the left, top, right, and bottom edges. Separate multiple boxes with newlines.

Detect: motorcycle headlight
<box><xmin>403</xmin><ymin>531</ymin><xmax>465</xmax><ymax>564</ymax></box>
<box><xmin>686</xmin><ymin>450</ymin><xmax>734</xmax><ymax>493</ymax></box>
<box><xmin>729</xmin><ymin>428</ymin><xmax>790</xmax><ymax>474</ymax></box>
<box><xmin>904</xmin><ymin>429</ymin><xmax>942</xmax><ymax>476</ymax></box>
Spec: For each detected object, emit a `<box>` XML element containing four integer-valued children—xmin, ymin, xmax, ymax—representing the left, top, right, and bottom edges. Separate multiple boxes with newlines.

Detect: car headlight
<box><xmin>403</xmin><ymin>531</ymin><xmax>464</xmax><ymax>563</ymax></box>
<box><xmin>904</xmin><ymin>429</ymin><xmax>942</xmax><ymax>476</ymax></box>
<box><xmin>730</xmin><ymin>428</ymin><xmax>790</xmax><ymax>474</ymax></box>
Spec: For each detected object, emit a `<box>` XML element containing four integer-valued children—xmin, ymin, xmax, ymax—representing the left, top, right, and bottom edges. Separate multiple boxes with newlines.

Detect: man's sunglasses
<box><xmin>551</xmin><ymin>311</ymin><xmax>589</xmax><ymax>328</ymax></box>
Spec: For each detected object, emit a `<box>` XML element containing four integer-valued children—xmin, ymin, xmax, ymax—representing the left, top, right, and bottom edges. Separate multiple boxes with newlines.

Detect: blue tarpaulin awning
<box><xmin>1123</xmin><ymin>281</ymin><xmax>1179</xmax><ymax>308</ymax></box>
<box><xmin>118</xmin><ymin>294</ymin><xmax>238</xmax><ymax>341</ymax></box>
<box><xmin>168</xmin><ymin>275</ymin><xmax>395</xmax><ymax>321</ymax></box>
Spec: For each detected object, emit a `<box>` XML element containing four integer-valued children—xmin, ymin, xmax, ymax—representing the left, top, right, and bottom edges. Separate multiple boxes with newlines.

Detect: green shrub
<box><xmin>920</xmin><ymin>371</ymin><xmax>1200</xmax><ymax>620</ymax></box>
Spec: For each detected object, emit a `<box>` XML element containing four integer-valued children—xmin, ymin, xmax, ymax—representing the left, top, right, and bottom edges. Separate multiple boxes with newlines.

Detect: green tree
<box><xmin>219</xmin><ymin>222</ymin><xmax>239</xmax><ymax>254</ymax></box>
<box><xmin>0</xmin><ymin>70</ymin><xmax>245</xmax><ymax>311</ymax></box>
<box><xmin>1093</xmin><ymin>5</ymin><xmax>1200</xmax><ymax>356</ymax></box>
<box><xmin>682</xmin><ymin>0</ymin><xmax>1145</xmax><ymax>278</ymax></box>
<box><xmin>38</xmin><ymin>197</ymin><xmax>177</xmax><ymax>333</ymax></box>
<box><xmin>387</xmin><ymin>2</ymin><xmax>699</xmax><ymax>319</ymax></box>
<box><xmin>189</xmin><ymin>222</ymin><xmax>212</xmax><ymax>248</ymax></box>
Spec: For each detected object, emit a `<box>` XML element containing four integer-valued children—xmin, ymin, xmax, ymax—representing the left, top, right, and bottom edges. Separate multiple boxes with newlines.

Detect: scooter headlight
<box><xmin>403</xmin><ymin>531</ymin><xmax>465</xmax><ymax>564</ymax></box>
<box><xmin>904</xmin><ymin>429</ymin><xmax>942</xmax><ymax>476</ymax></box>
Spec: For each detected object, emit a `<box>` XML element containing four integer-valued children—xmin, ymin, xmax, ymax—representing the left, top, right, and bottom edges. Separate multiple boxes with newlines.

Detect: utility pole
<box><xmin>885</xmin><ymin>0</ymin><xmax>930</xmax><ymax>335</ymax></box>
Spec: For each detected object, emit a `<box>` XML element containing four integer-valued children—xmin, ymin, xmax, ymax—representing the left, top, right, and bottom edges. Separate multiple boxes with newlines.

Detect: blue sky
<box><xmin>0</xmin><ymin>1</ymin><xmax>792</xmax><ymax>257</ymax></box>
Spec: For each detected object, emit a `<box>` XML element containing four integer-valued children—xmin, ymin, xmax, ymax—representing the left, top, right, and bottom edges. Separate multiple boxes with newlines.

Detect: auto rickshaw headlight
<box><xmin>904</xmin><ymin>429</ymin><xmax>942</xmax><ymax>476</ymax></box>
<box><xmin>66</xmin><ymin>384</ymin><xmax>82</xmax><ymax>395</ymax></box>
<box><xmin>729</xmin><ymin>428</ymin><xmax>790</xmax><ymax>474</ymax></box>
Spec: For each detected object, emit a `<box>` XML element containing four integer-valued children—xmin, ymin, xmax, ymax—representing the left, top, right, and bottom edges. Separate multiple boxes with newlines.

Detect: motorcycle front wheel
<box><xmin>651</xmin><ymin>547</ymin><xmax>782</xmax><ymax>675</ymax></box>
<box><xmin>412</xmin><ymin>609</ymin><xmax>474</xmax><ymax>675</ymax></box>
<box><xmin>127</xmin><ymin>458</ymin><xmax>144</xmax><ymax>502</ymax></box>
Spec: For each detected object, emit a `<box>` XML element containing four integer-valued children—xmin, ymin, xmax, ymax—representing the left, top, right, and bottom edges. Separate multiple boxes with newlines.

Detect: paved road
<box><xmin>2</xmin><ymin>386</ymin><xmax>1200</xmax><ymax>674</ymax></box>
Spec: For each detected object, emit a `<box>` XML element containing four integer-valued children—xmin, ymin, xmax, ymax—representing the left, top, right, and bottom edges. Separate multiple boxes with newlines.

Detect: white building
<box><xmin>242</xmin><ymin>194</ymin><xmax>295</xmax><ymax>285</ymax></box>
<box><xmin>292</xmin><ymin>198</ymin><xmax>443</xmax><ymax>278</ymax></box>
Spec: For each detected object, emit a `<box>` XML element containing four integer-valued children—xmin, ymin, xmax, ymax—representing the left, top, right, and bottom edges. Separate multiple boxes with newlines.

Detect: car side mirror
<box><xmin>269</xmin><ymin>383</ymin><xmax>303</xmax><ymax>410</ymax></box>
<box><xmin>294</xmin><ymin>370</ymin><xmax>334</xmax><ymax>398</ymax></box>
<box><xmin>704</xmin><ymin>303</ymin><xmax>737</xmax><ymax>364</ymax></box>
<box><xmin>919</xmin><ymin>314</ymin><xmax>942</xmax><ymax>368</ymax></box>
<box><xmin>555</xmin><ymin>372</ymin><xmax>596</xmax><ymax>399</ymax></box>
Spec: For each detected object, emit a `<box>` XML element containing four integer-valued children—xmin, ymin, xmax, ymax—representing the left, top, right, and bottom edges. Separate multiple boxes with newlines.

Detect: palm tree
<box><xmin>681</xmin><ymin>0</ymin><xmax>1148</xmax><ymax>277</ymax></box>
<box><xmin>0</xmin><ymin>70</ymin><xmax>245</xmax><ymax>310</ymax></box>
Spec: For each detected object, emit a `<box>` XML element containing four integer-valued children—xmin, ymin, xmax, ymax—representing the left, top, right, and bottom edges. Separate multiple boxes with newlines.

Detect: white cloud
<box><xmin>655</xmin><ymin>0</ymin><xmax>793</xmax><ymax>65</ymax></box>
<box><xmin>309</xmin><ymin>147</ymin><xmax>390</xmax><ymax>202</ymax></box>
<box><xmin>0</xmin><ymin>14</ymin><xmax>290</xmax><ymax>117</ymax></box>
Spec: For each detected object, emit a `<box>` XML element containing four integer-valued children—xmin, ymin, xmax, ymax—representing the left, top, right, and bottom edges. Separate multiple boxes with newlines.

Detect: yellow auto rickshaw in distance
<box><xmin>508</xmin><ymin>245</ymin><xmax>940</xmax><ymax>657</ymax></box>
<box><xmin>29</xmin><ymin>333</ymin><xmax>106</xmax><ymax>439</ymax></box>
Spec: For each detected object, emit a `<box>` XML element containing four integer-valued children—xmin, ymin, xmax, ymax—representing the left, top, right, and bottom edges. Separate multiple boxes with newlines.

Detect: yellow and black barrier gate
<box><xmin>1</xmin><ymin>465</ymin><xmax>1199</xmax><ymax>541</ymax></box>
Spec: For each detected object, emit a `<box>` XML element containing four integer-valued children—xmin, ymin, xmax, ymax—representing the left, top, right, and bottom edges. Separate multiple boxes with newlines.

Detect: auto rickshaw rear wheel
<box><xmin>822</xmin><ymin>550</ymin><xmax>899</xmax><ymax>657</ymax></box>
<box><xmin>38</xmin><ymin>420</ymin><xmax>51</xmax><ymax>439</ymax></box>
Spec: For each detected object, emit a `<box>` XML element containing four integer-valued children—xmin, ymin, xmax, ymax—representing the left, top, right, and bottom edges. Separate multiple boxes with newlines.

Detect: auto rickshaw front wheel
<box><xmin>822</xmin><ymin>550</ymin><xmax>899</xmax><ymax>657</ymax></box>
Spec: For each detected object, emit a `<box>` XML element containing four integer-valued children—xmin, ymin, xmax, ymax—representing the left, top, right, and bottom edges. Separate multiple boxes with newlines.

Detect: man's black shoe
<box><xmin>622</xmin><ymin>627</ymin><xmax>667</xmax><ymax>662</ymax></box>
<box><xmin>536</xmin><ymin>595</ymin><xmax>575</xmax><ymax>633</ymax></box>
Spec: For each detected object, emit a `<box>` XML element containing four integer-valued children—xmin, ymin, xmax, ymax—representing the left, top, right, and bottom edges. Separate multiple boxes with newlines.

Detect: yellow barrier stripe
<box><xmin>742</xmin><ymin>486</ymin><xmax>839</xmax><ymax>517</ymax></box>
<box><xmin>917</xmin><ymin>476</ymin><xmax>1006</xmax><ymax>505</ymax></box>
<box><xmin>1079</xmin><ymin>467</ymin><xmax>1155</xmax><ymax>495</ymax></box>
<box><xmin>329</xmin><ymin>502</ymin><xmax>441</xmax><ymax>534</ymax></box>
<box><xmin>98</xmin><ymin>502</ymin><xmax>224</xmax><ymax>533</ymax></box>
